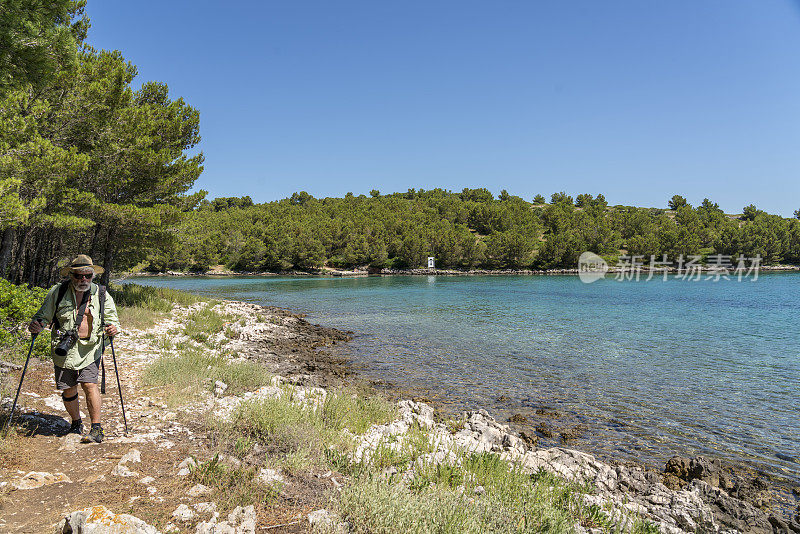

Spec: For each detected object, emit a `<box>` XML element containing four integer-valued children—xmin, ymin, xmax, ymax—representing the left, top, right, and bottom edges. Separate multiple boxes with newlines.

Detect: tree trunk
<box><xmin>89</xmin><ymin>224</ymin><xmax>102</xmax><ymax>261</ymax></box>
<box><xmin>0</xmin><ymin>227</ymin><xmax>16</xmax><ymax>279</ymax></box>
<box><xmin>100</xmin><ymin>227</ymin><xmax>115</xmax><ymax>286</ymax></box>
<box><xmin>28</xmin><ymin>227</ymin><xmax>47</xmax><ymax>286</ymax></box>
<box><xmin>12</xmin><ymin>226</ymin><xmax>31</xmax><ymax>284</ymax></box>
<box><xmin>35</xmin><ymin>227</ymin><xmax>55</xmax><ymax>287</ymax></box>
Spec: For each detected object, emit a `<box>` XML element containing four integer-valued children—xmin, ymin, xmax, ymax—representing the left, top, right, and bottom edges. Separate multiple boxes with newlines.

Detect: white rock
<box><xmin>193</xmin><ymin>502</ymin><xmax>218</xmax><ymax>514</ymax></box>
<box><xmin>139</xmin><ymin>476</ymin><xmax>156</xmax><ymax>485</ymax></box>
<box><xmin>188</xmin><ymin>483</ymin><xmax>213</xmax><ymax>497</ymax></box>
<box><xmin>14</xmin><ymin>471</ymin><xmax>71</xmax><ymax>490</ymax></box>
<box><xmin>53</xmin><ymin>505</ymin><xmax>160</xmax><ymax>534</ymax></box>
<box><xmin>307</xmin><ymin>509</ymin><xmax>347</xmax><ymax>532</ymax></box>
<box><xmin>227</xmin><ymin>505</ymin><xmax>256</xmax><ymax>534</ymax></box>
<box><xmin>194</xmin><ymin>504</ymin><xmax>255</xmax><ymax>533</ymax></box>
<box><xmin>172</xmin><ymin>503</ymin><xmax>196</xmax><ymax>521</ymax></box>
<box><xmin>256</xmin><ymin>468</ymin><xmax>285</xmax><ymax>486</ymax></box>
<box><xmin>120</xmin><ymin>448</ymin><xmax>142</xmax><ymax>464</ymax></box>
<box><xmin>111</xmin><ymin>464</ymin><xmax>140</xmax><ymax>478</ymax></box>
<box><xmin>178</xmin><ymin>456</ymin><xmax>198</xmax><ymax>469</ymax></box>
<box><xmin>308</xmin><ymin>509</ymin><xmax>334</xmax><ymax>527</ymax></box>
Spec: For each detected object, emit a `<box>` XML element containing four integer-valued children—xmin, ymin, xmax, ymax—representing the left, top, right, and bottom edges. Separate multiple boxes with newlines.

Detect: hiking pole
<box><xmin>107</xmin><ymin>335</ymin><xmax>129</xmax><ymax>436</ymax></box>
<box><xmin>3</xmin><ymin>333</ymin><xmax>38</xmax><ymax>433</ymax></box>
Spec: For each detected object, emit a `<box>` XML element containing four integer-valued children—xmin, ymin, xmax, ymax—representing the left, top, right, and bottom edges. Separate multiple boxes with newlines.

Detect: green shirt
<box><xmin>32</xmin><ymin>282</ymin><xmax>121</xmax><ymax>370</ymax></box>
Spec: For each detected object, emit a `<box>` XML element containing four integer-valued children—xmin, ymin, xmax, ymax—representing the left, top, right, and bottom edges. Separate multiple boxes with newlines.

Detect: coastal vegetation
<box><xmin>148</xmin><ymin>190</ymin><xmax>800</xmax><ymax>273</ymax></box>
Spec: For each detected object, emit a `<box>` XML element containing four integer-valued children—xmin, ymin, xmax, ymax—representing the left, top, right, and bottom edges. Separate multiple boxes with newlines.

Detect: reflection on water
<box><xmin>130</xmin><ymin>273</ymin><xmax>800</xmax><ymax>481</ymax></box>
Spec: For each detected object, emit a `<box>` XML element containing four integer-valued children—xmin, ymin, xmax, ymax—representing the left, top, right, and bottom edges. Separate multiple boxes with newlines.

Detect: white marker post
<box><xmin>428</xmin><ymin>256</ymin><xmax>435</xmax><ymax>269</ymax></box>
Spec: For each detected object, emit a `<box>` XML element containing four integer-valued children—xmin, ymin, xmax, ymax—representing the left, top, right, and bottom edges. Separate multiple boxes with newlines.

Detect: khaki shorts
<box><xmin>54</xmin><ymin>360</ymin><xmax>100</xmax><ymax>390</ymax></box>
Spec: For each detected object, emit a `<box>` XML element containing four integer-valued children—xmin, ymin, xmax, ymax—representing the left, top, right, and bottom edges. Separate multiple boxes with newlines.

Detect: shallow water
<box><xmin>129</xmin><ymin>273</ymin><xmax>800</xmax><ymax>482</ymax></box>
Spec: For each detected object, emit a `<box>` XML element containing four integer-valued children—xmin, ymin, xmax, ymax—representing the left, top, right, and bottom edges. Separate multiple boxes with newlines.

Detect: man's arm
<box><xmin>102</xmin><ymin>291</ymin><xmax>121</xmax><ymax>336</ymax></box>
<box><xmin>29</xmin><ymin>285</ymin><xmax>58</xmax><ymax>333</ymax></box>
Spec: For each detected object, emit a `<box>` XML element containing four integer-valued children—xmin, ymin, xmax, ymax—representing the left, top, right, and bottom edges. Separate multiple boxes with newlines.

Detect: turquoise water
<box><xmin>129</xmin><ymin>273</ymin><xmax>800</xmax><ymax>481</ymax></box>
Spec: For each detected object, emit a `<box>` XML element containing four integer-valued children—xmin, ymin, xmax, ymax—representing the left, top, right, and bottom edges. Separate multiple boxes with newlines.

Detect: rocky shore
<box><xmin>1</xmin><ymin>298</ymin><xmax>798</xmax><ymax>533</ymax></box>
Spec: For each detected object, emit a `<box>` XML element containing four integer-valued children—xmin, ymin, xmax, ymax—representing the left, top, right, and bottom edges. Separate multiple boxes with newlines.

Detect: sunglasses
<box><xmin>71</xmin><ymin>272</ymin><xmax>94</xmax><ymax>280</ymax></box>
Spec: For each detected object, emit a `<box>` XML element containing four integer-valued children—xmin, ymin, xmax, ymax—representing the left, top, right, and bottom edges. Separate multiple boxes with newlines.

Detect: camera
<box><xmin>54</xmin><ymin>329</ymin><xmax>78</xmax><ymax>357</ymax></box>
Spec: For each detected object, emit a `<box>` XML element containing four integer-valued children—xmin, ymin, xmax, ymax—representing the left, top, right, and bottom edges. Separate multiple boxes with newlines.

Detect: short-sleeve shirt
<box><xmin>32</xmin><ymin>282</ymin><xmax>121</xmax><ymax>370</ymax></box>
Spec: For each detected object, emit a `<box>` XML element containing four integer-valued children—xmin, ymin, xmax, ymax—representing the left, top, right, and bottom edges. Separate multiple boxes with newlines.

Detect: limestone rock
<box><xmin>112</xmin><ymin>464</ymin><xmax>139</xmax><ymax>477</ymax></box>
<box><xmin>195</xmin><ymin>505</ymin><xmax>255</xmax><ymax>534</ymax></box>
<box><xmin>256</xmin><ymin>468</ymin><xmax>285</xmax><ymax>486</ymax></box>
<box><xmin>188</xmin><ymin>483</ymin><xmax>213</xmax><ymax>497</ymax></box>
<box><xmin>121</xmin><ymin>448</ymin><xmax>142</xmax><ymax>464</ymax></box>
<box><xmin>308</xmin><ymin>509</ymin><xmax>346</xmax><ymax>532</ymax></box>
<box><xmin>53</xmin><ymin>505</ymin><xmax>160</xmax><ymax>533</ymax></box>
<box><xmin>177</xmin><ymin>456</ymin><xmax>198</xmax><ymax>476</ymax></box>
<box><xmin>172</xmin><ymin>504</ymin><xmax>196</xmax><ymax>522</ymax></box>
<box><xmin>14</xmin><ymin>471</ymin><xmax>71</xmax><ymax>490</ymax></box>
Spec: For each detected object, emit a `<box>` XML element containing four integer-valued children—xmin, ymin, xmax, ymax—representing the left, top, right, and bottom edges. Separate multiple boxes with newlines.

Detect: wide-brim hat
<box><xmin>59</xmin><ymin>254</ymin><xmax>105</xmax><ymax>277</ymax></box>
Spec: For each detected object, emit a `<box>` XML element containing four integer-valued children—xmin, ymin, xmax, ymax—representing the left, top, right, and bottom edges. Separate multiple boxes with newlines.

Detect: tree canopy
<box><xmin>145</xmin><ymin>191</ymin><xmax>800</xmax><ymax>273</ymax></box>
<box><xmin>0</xmin><ymin>9</ymin><xmax>203</xmax><ymax>287</ymax></box>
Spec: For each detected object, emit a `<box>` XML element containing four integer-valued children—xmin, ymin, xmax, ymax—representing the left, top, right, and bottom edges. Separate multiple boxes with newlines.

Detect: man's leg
<box><xmin>80</xmin><ymin>382</ymin><xmax>102</xmax><ymax>425</ymax></box>
<box><xmin>55</xmin><ymin>365</ymin><xmax>82</xmax><ymax>433</ymax></box>
<box><xmin>61</xmin><ymin>385</ymin><xmax>80</xmax><ymax>421</ymax></box>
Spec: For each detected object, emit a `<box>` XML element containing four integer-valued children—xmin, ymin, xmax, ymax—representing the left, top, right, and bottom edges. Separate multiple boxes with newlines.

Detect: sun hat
<box><xmin>59</xmin><ymin>254</ymin><xmax>105</xmax><ymax>277</ymax></box>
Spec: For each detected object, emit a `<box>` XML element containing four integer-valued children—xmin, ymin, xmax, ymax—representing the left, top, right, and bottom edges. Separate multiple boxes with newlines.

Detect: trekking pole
<box><xmin>107</xmin><ymin>335</ymin><xmax>129</xmax><ymax>436</ymax></box>
<box><xmin>3</xmin><ymin>333</ymin><xmax>38</xmax><ymax>433</ymax></box>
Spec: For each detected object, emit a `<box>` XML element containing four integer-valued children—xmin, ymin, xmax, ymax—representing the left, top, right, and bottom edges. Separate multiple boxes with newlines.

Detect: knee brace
<box><xmin>62</xmin><ymin>391</ymin><xmax>79</xmax><ymax>402</ymax></box>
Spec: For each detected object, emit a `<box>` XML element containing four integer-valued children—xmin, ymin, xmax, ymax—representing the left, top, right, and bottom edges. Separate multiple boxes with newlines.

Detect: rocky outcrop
<box><xmin>349</xmin><ymin>400</ymin><xmax>781</xmax><ymax>533</ymax></box>
<box><xmin>53</xmin><ymin>506</ymin><xmax>161</xmax><ymax>533</ymax></box>
<box><xmin>194</xmin><ymin>505</ymin><xmax>256</xmax><ymax>534</ymax></box>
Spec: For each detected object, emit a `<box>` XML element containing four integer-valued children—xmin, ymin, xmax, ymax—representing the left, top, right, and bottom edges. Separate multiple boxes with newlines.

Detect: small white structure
<box><xmin>427</xmin><ymin>256</ymin><xmax>435</xmax><ymax>269</ymax></box>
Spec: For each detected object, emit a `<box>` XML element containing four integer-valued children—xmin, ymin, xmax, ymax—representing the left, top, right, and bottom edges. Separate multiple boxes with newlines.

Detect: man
<box><xmin>29</xmin><ymin>254</ymin><xmax>120</xmax><ymax>443</ymax></box>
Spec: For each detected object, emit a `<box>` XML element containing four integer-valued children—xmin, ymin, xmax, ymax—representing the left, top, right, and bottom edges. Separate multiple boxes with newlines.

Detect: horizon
<box><xmin>85</xmin><ymin>1</ymin><xmax>800</xmax><ymax>217</ymax></box>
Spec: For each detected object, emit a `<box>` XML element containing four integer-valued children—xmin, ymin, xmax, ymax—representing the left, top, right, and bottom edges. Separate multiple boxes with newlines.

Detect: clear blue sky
<box><xmin>85</xmin><ymin>1</ymin><xmax>800</xmax><ymax>216</ymax></box>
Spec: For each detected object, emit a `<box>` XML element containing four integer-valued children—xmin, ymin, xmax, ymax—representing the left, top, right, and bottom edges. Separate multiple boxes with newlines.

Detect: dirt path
<box><xmin>0</xmin><ymin>301</ymin><xmax>354</xmax><ymax>533</ymax></box>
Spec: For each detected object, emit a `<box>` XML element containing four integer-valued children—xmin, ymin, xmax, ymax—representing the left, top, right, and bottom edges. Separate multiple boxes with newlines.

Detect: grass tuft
<box><xmin>111</xmin><ymin>283</ymin><xmax>203</xmax><ymax>330</ymax></box>
<box><xmin>184</xmin><ymin>307</ymin><xmax>228</xmax><ymax>342</ymax></box>
<box><xmin>189</xmin><ymin>454</ymin><xmax>279</xmax><ymax>510</ymax></box>
<box><xmin>111</xmin><ymin>284</ymin><xmax>201</xmax><ymax>309</ymax></box>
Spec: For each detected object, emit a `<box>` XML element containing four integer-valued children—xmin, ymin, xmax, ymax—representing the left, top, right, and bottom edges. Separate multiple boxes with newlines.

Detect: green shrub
<box><xmin>0</xmin><ymin>279</ymin><xmax>52</xmax><ymax>362</ymax></box>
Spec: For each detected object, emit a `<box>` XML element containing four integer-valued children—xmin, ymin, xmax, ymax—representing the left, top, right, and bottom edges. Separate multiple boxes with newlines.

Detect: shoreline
<box><xmin>121</xmin><ymin>264</ymin><xmax>800</xmax><ymax>278</ymax></box>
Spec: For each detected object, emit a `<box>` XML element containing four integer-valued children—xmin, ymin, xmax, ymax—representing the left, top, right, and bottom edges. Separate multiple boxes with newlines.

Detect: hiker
<box><xmin>28</xmin><ymin>255</ymin><xmax>120</xmax><ymax>443</ymax></box>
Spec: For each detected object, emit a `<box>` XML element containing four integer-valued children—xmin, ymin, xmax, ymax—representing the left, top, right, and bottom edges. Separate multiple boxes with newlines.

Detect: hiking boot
<box><xmin>81</xmin><ymin>425</ymin><xmax>104</xmax><ymax>443</ymax></box>
<box><xmin>67</xmin><ymin>419</ymin><xmax>84</xmax><ymax>436</ymax></box>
